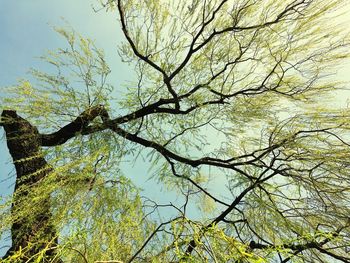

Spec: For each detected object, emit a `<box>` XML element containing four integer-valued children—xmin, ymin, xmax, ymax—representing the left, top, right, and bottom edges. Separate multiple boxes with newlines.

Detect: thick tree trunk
<box><xmin>1</xmin><ymin>110</ymin><xmax>59</xmax><ymax>262</ymax></box>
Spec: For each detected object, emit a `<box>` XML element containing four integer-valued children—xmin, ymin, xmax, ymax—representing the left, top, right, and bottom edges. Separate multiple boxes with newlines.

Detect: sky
<box><xmin>0</xmin><ymin>0</ymin><xmax>148</xmax><ymax>255</ymax></box>
<box><xmin>0</xmin><ymin>1</ymin><xmax>202</xmax><ymax>255</ymax></box>
<box><xmin>0</xmin><ymin>0</ymin><xmax>350</xmax><ymax>258</ymax></box>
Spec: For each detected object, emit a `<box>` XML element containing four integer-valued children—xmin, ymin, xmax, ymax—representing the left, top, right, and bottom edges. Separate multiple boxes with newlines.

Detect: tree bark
<box><xmin>1</xmin><ymin>110</ymin><xmax>59</xmax><ymax>261</ymax></box>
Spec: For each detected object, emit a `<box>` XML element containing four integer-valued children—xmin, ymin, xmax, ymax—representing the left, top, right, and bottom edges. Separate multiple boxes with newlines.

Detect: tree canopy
<box><xmin>1</xmin><ymin>0</ymin><xmax>350</xmax><ymax>262</ymax></box>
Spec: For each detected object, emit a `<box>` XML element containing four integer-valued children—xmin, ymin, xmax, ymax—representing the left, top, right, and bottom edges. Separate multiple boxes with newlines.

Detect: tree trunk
<box><xmin>1</xmin><ymin>110</ymin><xmax>59</xmax><ymax>262</ymax></box>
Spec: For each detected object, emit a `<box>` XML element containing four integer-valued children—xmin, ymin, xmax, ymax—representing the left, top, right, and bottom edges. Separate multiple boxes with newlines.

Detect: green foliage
<box><xmin>2</xmin><ymin>0</ymin><xmax>350</xmax><ymax>262</ymax></box>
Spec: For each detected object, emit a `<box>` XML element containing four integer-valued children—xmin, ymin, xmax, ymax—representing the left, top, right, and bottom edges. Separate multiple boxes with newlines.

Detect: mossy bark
<box><xmin>1</xmin><ymin>110</ymin><xmax>59</xmax><ymax>262</ymax></box>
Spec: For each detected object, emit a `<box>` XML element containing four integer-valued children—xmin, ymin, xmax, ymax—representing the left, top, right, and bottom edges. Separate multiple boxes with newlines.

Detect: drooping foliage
<box><xmin>1</xmin><ymin>0</ymin><xmax>350</xmax><ymax>262</ymax></box>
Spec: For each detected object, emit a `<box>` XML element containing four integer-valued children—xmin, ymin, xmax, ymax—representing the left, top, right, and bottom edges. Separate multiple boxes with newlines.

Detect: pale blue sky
<box><xmin>0</xmin><ymin>2</ymin><xmax>208</xmax><ymax>257</ymax></box>
<box><xmin>0</xmin><ymin>0</ymin><xmax>123</xmax><ymax>196</ymax></box>
<box><xmin>0</xmin><ymin>0</ymin><xmax>140</xmax><ymax>184</ymax></box>
<box><xmin>0</xmin><ymin>0</ymin><xmax>159</xmax><ymax>255</ymax></box>
<box><xmin>0</xmin><ymin>0</ymin><xmax>218</xmax><ymax>222</ymax></box>
<box><xmin>1</xmin><ymin>0</ymin><xmax>350</xmax><ymax>258</ymax></box>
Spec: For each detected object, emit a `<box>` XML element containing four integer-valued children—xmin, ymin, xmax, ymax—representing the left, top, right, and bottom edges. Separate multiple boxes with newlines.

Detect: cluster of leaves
<box><xmin>1</xmin><ymin>0</ymin><xmax>350</xmax><ymax>262</ymax></box>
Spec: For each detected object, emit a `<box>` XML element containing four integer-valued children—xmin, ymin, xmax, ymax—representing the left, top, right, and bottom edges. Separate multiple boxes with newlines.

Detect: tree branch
<box><xmin>40</xmin><ymin>105</ymin><xmax>110</xmax><ymax>146</ymax></box>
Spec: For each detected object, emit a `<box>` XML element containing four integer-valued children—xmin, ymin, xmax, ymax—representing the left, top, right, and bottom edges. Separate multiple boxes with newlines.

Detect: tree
<box><xmin>1</xmin><ymin>0</ymin><xmax>350</xmax><ymax>262</ymax></box>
